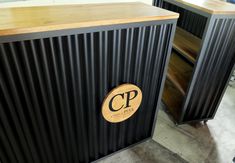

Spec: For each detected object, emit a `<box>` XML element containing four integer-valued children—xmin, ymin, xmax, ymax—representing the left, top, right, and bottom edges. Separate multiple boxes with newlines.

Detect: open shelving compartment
<box><xmin>162</xmin><ymin>27</ymin><xmax>201</xmax><ymax>122</ymax></box>
<box><xmin>173</xmin><ymin>27</ymin><xmax>201</xmax><ymax>63</ymax></box>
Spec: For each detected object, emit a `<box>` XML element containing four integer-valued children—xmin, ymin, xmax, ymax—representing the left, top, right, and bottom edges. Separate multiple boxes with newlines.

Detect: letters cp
<box><xmin>109</xmin><ymin>90</ymin><xmax>138</xmax><ymax>112</ymax></box>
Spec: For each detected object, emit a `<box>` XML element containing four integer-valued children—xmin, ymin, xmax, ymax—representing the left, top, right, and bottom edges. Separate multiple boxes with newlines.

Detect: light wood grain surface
<box><xmin>0</xmin><ymin>2</ymin><xmax>179</xmax><ymax>36</ymax></box>
<box><xmin>171</xmin><ymin>0</ymin><xmax>235</xmax><ymax>14</ymax></box>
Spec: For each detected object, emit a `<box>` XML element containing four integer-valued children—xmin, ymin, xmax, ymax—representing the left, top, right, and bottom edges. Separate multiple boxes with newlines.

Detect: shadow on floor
<box><xmin>99</xmin><ymin>139</ymin><xmax>188</xmax><ymax>163</ymax></box>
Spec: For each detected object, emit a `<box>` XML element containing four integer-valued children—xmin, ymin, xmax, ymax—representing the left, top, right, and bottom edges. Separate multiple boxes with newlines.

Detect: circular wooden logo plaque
<box><xmin>102</xmin><ymin>84</ymin><xmax>142</xmax><ymax>123</ymax></box>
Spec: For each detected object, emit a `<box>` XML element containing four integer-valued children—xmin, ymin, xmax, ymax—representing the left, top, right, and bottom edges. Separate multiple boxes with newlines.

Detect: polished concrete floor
<box><xmin>153</xmin><ymin>86</ymin><xmax>235</xmax><ymax>163</ymax></box>
<box><xmin>100</xmin><ymin>86</ymin><xmax>235</xmax><ymax>163</ymax></box>
<box><xmin>99</xmin><ymin>139</ymin><xmax>187</xmax><ymax>163</ymax></box>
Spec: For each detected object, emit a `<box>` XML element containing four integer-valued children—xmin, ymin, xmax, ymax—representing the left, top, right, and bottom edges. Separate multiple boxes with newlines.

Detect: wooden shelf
<box><xmin>166</xmin><ymin>51</ymin><xmax>193</xmax><ymax>95</ymax></box>
<box><xmin>173</xmin><ymin>27</ymin><xmax>201</xmax><ymax>63</ymax></box>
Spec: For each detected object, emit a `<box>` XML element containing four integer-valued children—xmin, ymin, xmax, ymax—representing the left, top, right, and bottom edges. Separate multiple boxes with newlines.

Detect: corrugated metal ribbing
<box><xmin>153</xmin><ymin>0</ymin><xmax>164</xmax><ymax>7</ymax></box>
<box><xmin>0</xmin><ymin>23</ymin><xmax>173</xmax><ymax>163</ymax></box>
<box><xmin>161</xmin><ymin>1</ymin><xmax>207</xmax><ymax>38</ymax></box>
<box><xmin>183</xmin><ymin>18</ymin><xmax>235</xmax><ymax>121</ymax></box>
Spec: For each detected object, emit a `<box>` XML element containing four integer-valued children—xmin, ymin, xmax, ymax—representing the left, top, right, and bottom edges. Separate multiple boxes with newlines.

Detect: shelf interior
<box><xmin>166</xmin><ymin>51</ymin><xmax>193</xmax><ymax>95</ymax></box>
<box><xmin>173</xmin><ymin>27</ymin><xmax>201</xmax><ymax>63</ymax></box>
<box><xmin>162</xmin><ymin>79</ymin><xmax>184</xmax><ymax>122</ymax></box>
<box><xmin>162</xmin><ymin>50</ymin><xmax>194</xmax><ymax>122</ymax></box>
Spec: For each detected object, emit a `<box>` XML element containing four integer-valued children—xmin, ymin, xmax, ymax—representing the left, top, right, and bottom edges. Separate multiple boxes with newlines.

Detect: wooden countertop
<box><xmin>0</xmin><ymin>2</ymin><xmax>179</xmax><ymax>37</ymax></box>
<box><xmin>167</xmin><ymin>0</ymin><xmax>235</xmax><ymax>15</ymax></box>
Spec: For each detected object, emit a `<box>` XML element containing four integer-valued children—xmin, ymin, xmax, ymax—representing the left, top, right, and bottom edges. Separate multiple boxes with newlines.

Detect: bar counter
<box><xmin>0</xmin><ymin>3</ymin><xmax>178</xmax><ymax>163</ymax></box>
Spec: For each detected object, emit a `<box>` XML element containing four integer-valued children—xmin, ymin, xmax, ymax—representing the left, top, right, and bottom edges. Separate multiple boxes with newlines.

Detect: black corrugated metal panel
<box><xmin>0</xmin><ymin>23</ymin><xmax>174</xmax><ymax>163</ymax></box>
<box><xmin>183</xmin><ymin>18</ymin><xmax>235</xmax><ymax>122</ymax></box>
<box><xmin>153</xmin><ymin>0</ymin><xmax>164</xmax><ymax>7</ymax></box>
<box><xmin>161</xmin><ymin>1</ymin><xmax>207</xmax><ymax>38</ymax></box>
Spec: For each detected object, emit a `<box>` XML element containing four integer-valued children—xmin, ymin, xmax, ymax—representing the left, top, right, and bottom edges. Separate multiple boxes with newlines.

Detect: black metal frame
<box><xmin>0</xmin><ymin>19</ymin><xmax>177</xmax><ymax>163</ymax></box>
<box><xmin>153</xmin><ymin>0</ymin><xmax>235</xmax><ymax>124</ymax></box>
